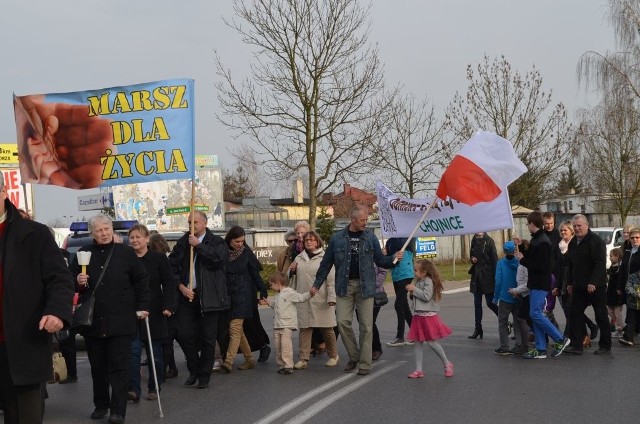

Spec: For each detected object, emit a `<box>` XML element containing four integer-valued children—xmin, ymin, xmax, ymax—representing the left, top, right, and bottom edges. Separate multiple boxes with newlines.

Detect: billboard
<box><xmin>1</xmin><ymin>167</ymin><xmax>33</xmax><ymax>212</ymax></box>
<box><xmin>111</xmin><ymin>155</ymin><xmax>223</xmax><ymax>231</ymax></box>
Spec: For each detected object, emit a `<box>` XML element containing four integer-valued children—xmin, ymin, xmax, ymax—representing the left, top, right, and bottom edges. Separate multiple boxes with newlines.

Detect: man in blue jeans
<box><xmin>311</xmin><ymin>205</ymin><xmax>403</xmax><ymax>375</ymax></box>
<box><xmin>515</xmin><ymin>211</ymin><xmax>570</xmax><ymax>359</ymax></box>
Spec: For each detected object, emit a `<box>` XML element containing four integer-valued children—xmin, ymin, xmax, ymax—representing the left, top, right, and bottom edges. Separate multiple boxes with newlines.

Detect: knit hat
<box><xmin>503</xmin><ymin>241</ymin><xmax>516</xmax><ymax>254</ymax></box>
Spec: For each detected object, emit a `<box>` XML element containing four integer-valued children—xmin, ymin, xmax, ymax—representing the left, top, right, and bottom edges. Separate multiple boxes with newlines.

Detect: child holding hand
<box><xmin>406</xmin><ymin>259</ymin><xmax>453</xmax><ymax>378</ymax></box>
<box><xmin>261</xmin><ymin>272</ymin><xmax>310</xmax><ymax>374</ymax></box>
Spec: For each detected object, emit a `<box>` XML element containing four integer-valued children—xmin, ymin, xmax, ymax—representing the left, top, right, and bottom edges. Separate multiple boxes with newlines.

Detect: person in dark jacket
<box><xmin>126</xmin><ymin>224</ymin><xmax>177</xmax><ymax>402</ymax></box>
<box><xmin>0</xmin><ymin>186</ymin><xmax>74</xmax><ymax>424</ymax></box>
<box><xmin>468</xmin><ymin>232</ymin><xmax>499</xmax><ymax>339</ymax></box>
<box><xmin>220</xmin><ymin>226</ymin><xmax>268</xmax><ymax>373</ymax></box>
<box><xmin>515</xmin><ymin>211</ymin><xmax>569</xmax><ymax>359</ymax></box>
<box><xmin>73</xmin><ymin>215</ymin><xmax>150</xmax><ymax>424</ymax></box>
<box><xmin>618</xmin><ymin>227</ymin><xmax>640</xmax><ymax>346</ymax></box>
<box><xmin>168</xmin><ymin>211</ymin><xmax>230</xmax><ymax>390</ymax></box>
<box><xmin>564</xmin><ymin>214</ymin><xmax>612</xmax><ymax>355</ymax></box>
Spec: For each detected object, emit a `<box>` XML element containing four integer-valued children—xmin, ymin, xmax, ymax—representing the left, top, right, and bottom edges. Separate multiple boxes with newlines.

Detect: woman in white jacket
<box><xmin>289</xmin><ymin>230</ymin><xmax>339</xmax><ymax>369</ymax></box>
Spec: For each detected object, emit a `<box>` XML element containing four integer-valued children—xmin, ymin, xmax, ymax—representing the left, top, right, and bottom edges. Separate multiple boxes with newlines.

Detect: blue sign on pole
<box><xmin>415</xmin><ymin>237</ymin><xmax>437</xmax><ymax>258</ymax></box>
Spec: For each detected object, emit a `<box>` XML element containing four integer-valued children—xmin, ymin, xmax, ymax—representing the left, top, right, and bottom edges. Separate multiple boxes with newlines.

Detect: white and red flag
<box><xmin>436</xmin><ymin>130</ymin><xmax>527</xmax><ymax>205</ymax></box>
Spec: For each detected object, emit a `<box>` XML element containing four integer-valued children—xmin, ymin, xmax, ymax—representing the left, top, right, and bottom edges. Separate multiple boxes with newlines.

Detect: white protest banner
<box><xmin>376</xmin><ymin>181</ymin><xmax>515</xmax><ymax>238</ymax></box>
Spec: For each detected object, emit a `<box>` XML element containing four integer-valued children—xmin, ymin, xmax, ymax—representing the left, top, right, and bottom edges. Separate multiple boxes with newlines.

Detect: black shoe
<box><xmin>344</xmin><ymin>361</ymin><xmax>357</xmax><ymax>372</ymax></box>
<box><xmin>108</xmin><ymin>414</ymin><xmax>125</xmax><ymax>424</ymax></box>
<box><xmin>91</xmin><ymin>408</ymin><xmax>108</xmax><ymax>419</ymax></box>
<box><xmin>165</xmin><ymin>368</ymin><xmax>178</xmax><ymax>379</ymax></box>
<box><xmin>59</xmin><ymin>376</ymin><xmax>78</xmax><ymax>384</ymax></box>
<box><xmin>468</xmin><ymin>328</ymin><xmax>483</xmax><ymax>339</ymax></box>
<box><xmin>258</xmin><ymin>344</ymin><xmax>271</xmax><ymax>362</ymax></box>
<box><xmin>196</xmin><ymin>381</ymin><xmax>209</xmax><ymax>389</ymax></box>
<box><xmin>372</xmin><ymin>350</ymin><xmax>383</xmax><ymax>361</ymax></box>
<box><xmin>589</xmin><ymin>324</ymin><xmax>599</xmax><ymax>340</ymax></box>
<box><xmin>184</xmin><ymin>375</ymin><xmax>197</xmax><ymax>386</ymax></box>
<box><xmin>127</xmin><ymin>390</ymin><xmax>139</xmax><ymax>403</ymax></box>
<box><xmin>594</xmin><ymin>348</ymin><xmax>611</xmax><ymax>355</ymax></box>
<box><xmin>357</xmin><ymin>368</ymin><xmax>370</xmax><ymax>376</ymax></box>
<box><xmin>563</xmin><ymin>346</ymin><xmax>583</xmax><ymax>355</ymax></box>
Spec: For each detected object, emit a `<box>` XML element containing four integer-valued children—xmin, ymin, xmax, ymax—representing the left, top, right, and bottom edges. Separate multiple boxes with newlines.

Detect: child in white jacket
<box><xmin>262</xmin><ymin>272</ymin><xmax>311</xmax><ymax>374</ymax></box>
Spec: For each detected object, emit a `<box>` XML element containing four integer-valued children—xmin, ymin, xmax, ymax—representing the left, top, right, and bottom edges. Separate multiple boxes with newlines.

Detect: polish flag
<box><xmin>436</xmin><ymin>130</ymin><xmax>527</xmax><ymax>206</ymax></box>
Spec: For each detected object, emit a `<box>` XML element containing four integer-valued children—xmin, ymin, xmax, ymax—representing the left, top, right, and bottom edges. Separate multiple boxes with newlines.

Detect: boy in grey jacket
<box><xmin>262</xmin><ymin>272</ymin><xmax>310</xmax><ymax>374</ymax></box>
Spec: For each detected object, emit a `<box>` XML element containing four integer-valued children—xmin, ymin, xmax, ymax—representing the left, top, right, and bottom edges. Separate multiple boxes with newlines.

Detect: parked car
<box><xmin>591</xmin><ymin>227</ymin><xmax>624</xmax><ymax>268</ymax></box>
<box><xmin>62</xmin><ymin>220</ymin><xmax>138</xmax><ymax>265</ymax></box>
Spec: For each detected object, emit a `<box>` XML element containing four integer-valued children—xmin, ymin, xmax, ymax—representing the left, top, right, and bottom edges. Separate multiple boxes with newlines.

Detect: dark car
<box><xmin>62</xmin><ymin>220</ymin><xmax>139</xmax><ymax>265</ymax></box>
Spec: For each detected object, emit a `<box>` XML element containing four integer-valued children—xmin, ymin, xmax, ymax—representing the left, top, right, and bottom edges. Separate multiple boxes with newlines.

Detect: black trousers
<box><xmin>0</xmin><ymin>344</ymin><xmax>44</xmax><ymax>424</ymax></box>
<box><xmin>162</xmin><ymin>315</ymin><xmax>178</xmax><ymax>371</ymax></box>
<box><xmin>623</xmin><ymin>307</ymin><xmax>640</xmax><ymax>342</ymax></box>
<box><xmin>176</xmin><ymin>294</ymin><xmax>229</xmax><ymax>383</ymax></box>
<box><xmin>59</xmin><ymin>328</ymin><xmax>78</xmax><ymax>378</ymax></box>
<box><xmin>569</xmin><ymin>287</ymin><xmax>612</xmax><ymax>350</ymax></box>
<box><xmin>84</xmin><ymin>335</ymin><xmax>131</xmax><ymax>416</ymax></box>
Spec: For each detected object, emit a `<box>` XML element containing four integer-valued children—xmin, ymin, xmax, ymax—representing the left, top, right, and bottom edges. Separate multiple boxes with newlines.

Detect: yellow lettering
<box><xmin>110</xmin><ymin>121</ymin><xmax>132</xmax><ymax>145</ymax></box>
<box><xmin>116</xmin><ymin>153</ymin><xmax>135</xmax><ymax>177</ymax></box>
<box><xmin>87</xmin><ymin>93</ymin><xmax>110</xmax><ymax>117</ymax></box>
<box><xmin>112</xmin><ymin>92</ymin><xmax>132</xmax><ymax>113</ymax></box>
<box><xmin>99</xmin><ymin>149</ymin><xmax>118</xmax><ymax>179</ymax></box>
<box><xmin>154</xmin><ymin>150</ymin><xmax>168</xmax><ymax>173</ymax></box>
<box><xmin>171</xmin><ymin>85</ymin><xmax>188</xmax><ymax>109</ymax></box>
<box><xmin>167</xmin><ymin>149</ymin><xmax>188</xmax><ymax>172</ymax></box>
<box><xmin>135</xmin><ymin>151</ymin><xmax>155</xmax><ymax>175</ymax></box>
<box><xmin>129</xmin><ymin>90</ymin><xmax>153</xmax><ymax>112</ymax></box>
<box><xmin>152</xmin><ymin>86</ymin><xmax>171</xmax><ymax>110</ymax></box>
<box><xmin>146</xmin><ymin>117</ymin><xmax>169</xmax><ymax>141</ymax></box>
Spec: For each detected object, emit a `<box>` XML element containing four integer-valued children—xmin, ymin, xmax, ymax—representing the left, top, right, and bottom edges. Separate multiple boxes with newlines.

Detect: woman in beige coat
<box><xmin>289</xmin><ymin>230</ymin><xmax>339</xmax><ymax>368</ymax></box>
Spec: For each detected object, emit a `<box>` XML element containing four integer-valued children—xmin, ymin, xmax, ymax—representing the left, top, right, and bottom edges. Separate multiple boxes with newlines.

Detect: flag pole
<box><xmin>392</xmin><ymin>198</ymin><xmax>438</xmax><ymax>264</ymax></box>
<box><xmin>188</xmin><ymin>177</ymin><xmax>196</xmax><ymax>298</ymax></box>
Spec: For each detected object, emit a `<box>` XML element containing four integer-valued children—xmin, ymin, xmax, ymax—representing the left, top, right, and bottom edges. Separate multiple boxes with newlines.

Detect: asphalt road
<box><xmin>38</xmin><ymin>287</ymin><xmax>640</xmax><ymax>424</ymax></box>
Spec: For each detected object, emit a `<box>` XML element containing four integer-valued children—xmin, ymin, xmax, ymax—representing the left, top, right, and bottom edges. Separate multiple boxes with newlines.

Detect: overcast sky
<box><xmin>0</xmin><ymin>0</ymin><xmax>615</xmax><ymax>224</ymax></box>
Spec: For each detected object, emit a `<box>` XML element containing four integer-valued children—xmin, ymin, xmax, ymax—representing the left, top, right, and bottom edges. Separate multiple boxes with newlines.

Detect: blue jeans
<box><xmin>529</xmin><ymin>289</ymin><xmax>564</xmax><ymax>351</ymax></box>
<box><xmin>129</xmin><ymin>336</ymin><xmax>163</xmax><ymax>397</ymax></box>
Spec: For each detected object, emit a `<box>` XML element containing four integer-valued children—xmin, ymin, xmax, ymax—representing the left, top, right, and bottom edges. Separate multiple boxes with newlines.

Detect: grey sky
<box><xmin>0</xmin><ymin>0</ymin><xmax>614</xmax><ymax>224</ymax></box>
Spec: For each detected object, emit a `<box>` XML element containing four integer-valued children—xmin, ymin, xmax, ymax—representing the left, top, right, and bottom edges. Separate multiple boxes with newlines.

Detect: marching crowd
<box><xmin>1</xmin><ymin>176</ymin><xmax>637</xmax><ymax>424</ymax></box>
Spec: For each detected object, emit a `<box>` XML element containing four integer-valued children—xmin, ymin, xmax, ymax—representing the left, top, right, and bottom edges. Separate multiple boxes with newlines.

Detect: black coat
<box><xmin>226</xmin><ymin>247</ymin><xmax>268</xmax><ymax>319</ymax></box>
<box><xmin>567</xmin><ymin>229</ymin><xmax>607</xmax><ymax>289</ymax></box>
<box><xmin>469</xmin><ymin>234</ymin><xmax>498</xmax><ymax>294</ymax></box>
<box><xmin>169</xmin><ymin>229</ymin><xmax>230</xmax><ymax>312</ymax></box>
<box><xmin>520</xmin><ymin>229</ymin><xmax>552</xmax><ymax>291</ymax></box>
<box><xmin>137</xmin><ymin>250</ymin><xmax>177</xmax><ymax>340</ymax></box>
<box><xmin>1</xmin><ymin>200</ymin><xmax>74</xmax><ymax>385</ymax></box>
<box><xmin>72</xmin><ymin>241</ymin><xmax>150</xmax><ymax>337</ymax></box>
<box><xmin>617</xmin><ymin>245</ymin><xmax>640</xmax><ymax>304</ymax></box>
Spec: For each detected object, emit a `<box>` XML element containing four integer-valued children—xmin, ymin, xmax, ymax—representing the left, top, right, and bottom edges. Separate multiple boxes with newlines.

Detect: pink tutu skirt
<box><xmin>407</xmin><ymin>314</ymin><xmax>452</xmax><ymax>342</ymax></box>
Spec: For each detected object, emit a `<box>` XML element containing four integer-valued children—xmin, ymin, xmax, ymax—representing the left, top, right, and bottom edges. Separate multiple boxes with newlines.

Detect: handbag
<box><xmin>374</xmin><ymin>291</ymin><xmax>389</xmax><ymax>307</ymax></box>
<box><xmin>48</xmin><ymin>352</ymin><xmax>67</xmax><ymax>384</ymax></box>
<box><xmin>71</xmin><ymin>244</ymin><xmax>115</xmax><ymax>332</ymax></box>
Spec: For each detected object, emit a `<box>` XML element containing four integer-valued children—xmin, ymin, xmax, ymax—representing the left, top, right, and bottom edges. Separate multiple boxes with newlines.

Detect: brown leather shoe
<box><xmin>238</xmin><ymin>360</ymin><xmax>256</xmax><ymax>370</ymax></box>
<box><xmin>344</xmin><ymin>361</ymin><xmax>357</xmax><ymax>372</ymax></box>
<box><xmin>357</xmin><ymin>368</ymin><xmax>370</xmax><ymax>376</ymax></box>
<box><xmin>372</xmin><ymin>351</ymin><xmax>382</xmax><ymax>361</ymax></box>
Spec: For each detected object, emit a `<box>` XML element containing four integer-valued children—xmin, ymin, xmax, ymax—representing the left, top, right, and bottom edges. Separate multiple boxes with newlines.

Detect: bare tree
<box><xmin>577</xmin><ymin>0</ymin><xmax>640</xmax><ymax>104</ymax></box>
<box><xmin>368</xmin><ymin>93</ymin><xmax>449</xmax><ymax>198</ymax></box>
<box><xmin>576</xmin><ymin>94</ymin><xmax>640</xmax><ymax>224</ymax></box>
<box><xmin>216</xmin><ymin>0</ymin><xmax>388</xmax><ymax>227</ymax></box>
<box><xmin>446</xmin><ymin>55</ymin><xmax>572</xmax><ymax>208</ymax></box>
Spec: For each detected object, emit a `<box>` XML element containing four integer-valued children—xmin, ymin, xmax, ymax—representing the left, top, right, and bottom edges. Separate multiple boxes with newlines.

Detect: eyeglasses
<box><xmin>304</xmin><ymin>238</ymin><xmax>317</xmax><ymax>243</ymax></box>
<box><xmin>631</xmin><ymin>236</ymin><xmax>640</xmax><ymax>239</ymax></box>
<box><xmin>286</xmin><ymin>239</ymin><xmax>296</xmax><ymax>244</ymax></box>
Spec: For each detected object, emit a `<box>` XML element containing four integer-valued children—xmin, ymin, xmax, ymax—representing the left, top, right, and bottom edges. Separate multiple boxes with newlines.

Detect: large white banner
<box><xmin>376</xmin><ymin>181</ymin><xmax>514</xmax><ymax>238</ymax></box>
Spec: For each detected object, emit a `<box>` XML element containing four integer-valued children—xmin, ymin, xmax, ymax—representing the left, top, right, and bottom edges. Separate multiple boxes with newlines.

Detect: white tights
<box><xmin>414</xmin><ymin>340</ymin><xmax>449</xmax><ymax>371</ymax></box>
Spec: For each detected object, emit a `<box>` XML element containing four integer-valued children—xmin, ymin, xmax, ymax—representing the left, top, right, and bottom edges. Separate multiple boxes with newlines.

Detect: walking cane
<box><xmin>143</xmin><ymin>316</ymin><xmax>164</xmax><ymax>418</ymax></box>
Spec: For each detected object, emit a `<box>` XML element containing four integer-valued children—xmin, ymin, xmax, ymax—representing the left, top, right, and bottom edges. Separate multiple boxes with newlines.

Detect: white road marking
<box><xmin>283</xmin><ymin>361</ymin><xmax>406</xmax><ymax>424</ymax></box>
<box><xmin>253</xmin><ymin>372</ymin><xmax>356</xmax><ymax>424</ymax></box>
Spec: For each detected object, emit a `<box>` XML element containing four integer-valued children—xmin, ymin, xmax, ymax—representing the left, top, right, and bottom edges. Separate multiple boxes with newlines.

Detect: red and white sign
<box><xmin>2</xmin><ymin>167</ymin><xmax>32</xmax><ymax>211</ymax></box>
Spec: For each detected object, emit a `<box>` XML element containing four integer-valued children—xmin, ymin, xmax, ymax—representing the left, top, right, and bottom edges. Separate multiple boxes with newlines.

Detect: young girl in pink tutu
<box><xmin>406</xmin><ymin>259</ymin><xmax>453</xmax><ymax>378</ymax></box>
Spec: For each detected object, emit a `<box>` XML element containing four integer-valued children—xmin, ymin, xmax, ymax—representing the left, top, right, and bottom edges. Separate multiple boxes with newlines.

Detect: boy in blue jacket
<box><xmin>493</xmin><ymin>241</ymin><xmax>521</xmax><ymax>355</ymax></box>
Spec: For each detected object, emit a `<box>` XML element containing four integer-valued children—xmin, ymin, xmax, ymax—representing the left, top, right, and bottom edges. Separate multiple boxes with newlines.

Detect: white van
<box><xmin>591</xmin><ymin>227</ymin><xmax>624</xmax><ymax>268</ymax></box>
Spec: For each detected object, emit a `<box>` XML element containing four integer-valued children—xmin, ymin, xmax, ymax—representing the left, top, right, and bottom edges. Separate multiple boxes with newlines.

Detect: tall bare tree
<box><xmin>216</xmin><ymin>0</ymin><xmax>387</xmax><ymax>227</ymax></box>
<box><xmin>369</xmin><ymin>93</ymin><xmax>449</xmax><ymax>198</ymax></box>
<box><xmin>446</xmin><ymin>55</ymin><xmax>572</xmax><ymax>208</ymax></box>
<box><xmin>576</xmin><ymin>94</ymin><xmax>640</xmax><ymax>224</ymax></box>
<box><xmin>577</xmin><ymin>0</ymin><xmax>640</xmax><ymax>104</ymax></box>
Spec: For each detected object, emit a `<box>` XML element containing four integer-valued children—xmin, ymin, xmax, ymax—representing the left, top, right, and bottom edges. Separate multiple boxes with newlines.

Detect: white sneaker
<box><xmin>212</xmin><ymin>360</ymin><xmax>222</xmax><ymax>372</ymax></box>
<box><xmin>386</xmin><ymin>338</ymin><xmax>405</xmax><ymax>347</ymax></box>
<box><xmin>325</xmin><ymin>355</ymin><xmax>339</xmax><ymax>367</ymax></box>
<box><xmin>293</xmin><ymin>360</ymin><xmax>308</xmax><ymax>370</ymax></box>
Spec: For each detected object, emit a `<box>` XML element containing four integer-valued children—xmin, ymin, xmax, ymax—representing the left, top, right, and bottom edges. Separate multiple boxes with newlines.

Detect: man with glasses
<box><xmin>564</xmin><ymin>214</ymin><xmax>612</xmax><ymax>355</ymax></box>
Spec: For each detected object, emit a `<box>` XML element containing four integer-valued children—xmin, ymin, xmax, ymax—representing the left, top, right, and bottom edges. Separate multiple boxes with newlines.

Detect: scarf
<box><xmin>559</xmin><ymin>239</ymin><xmax>569</xmax><ymax>255</ymax></box>
<box><xmin>229</xmin><ymin>244</ymin><xmax>245</xmax><ymax>261</ymax></box>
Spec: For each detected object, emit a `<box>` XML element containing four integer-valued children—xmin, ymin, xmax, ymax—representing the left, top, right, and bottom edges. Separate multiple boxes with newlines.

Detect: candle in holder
<box><xmin>77</xmin><ymin>251</ymin><xmax>92</xmax><ymax>275</ymax></box>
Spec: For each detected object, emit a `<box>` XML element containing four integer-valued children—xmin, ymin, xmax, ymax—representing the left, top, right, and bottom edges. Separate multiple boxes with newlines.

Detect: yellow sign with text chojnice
<box><xmin>0</xmin><ymin>144</ymin><xmax>19</xmax><ymax>164</ymax></box>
